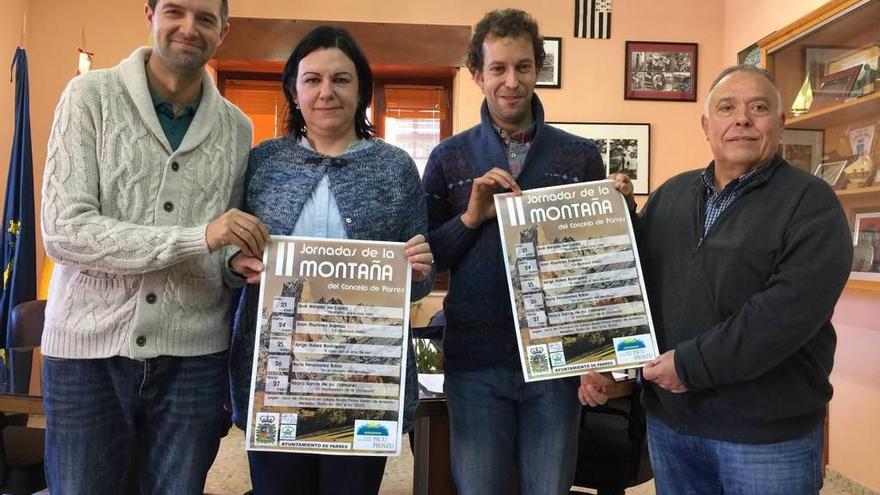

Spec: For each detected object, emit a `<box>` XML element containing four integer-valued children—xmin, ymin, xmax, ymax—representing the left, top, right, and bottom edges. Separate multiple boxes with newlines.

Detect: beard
<box><xmin>488</xmin><ymin>99</ymin><xmax>531</xmax><ymax>129</ymax></box>
<box><xmin>155</xmin><ymin>40</ymin><xmax>210</xmax><ymax>76</ymax></box>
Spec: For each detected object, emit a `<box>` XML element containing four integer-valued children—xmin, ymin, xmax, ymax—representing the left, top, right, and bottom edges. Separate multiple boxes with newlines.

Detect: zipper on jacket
<box><xmin>692</xmin><ymin>159</ymin><xmax>777</xmax><ymax>259</ymax></box>
<box><xmin>692</xmin><ymin>189</ymin><xmax>706</xmax><ymax>259</ymax></box>
<box><xmin>694</xmin><ymin>191</ymin><xmax>754</xmax><ymax>259</ymax></box>
<box><xmin>692</xmin><ymin>237</ymin><xmax>704</xmax><ymax>258</ymax></box>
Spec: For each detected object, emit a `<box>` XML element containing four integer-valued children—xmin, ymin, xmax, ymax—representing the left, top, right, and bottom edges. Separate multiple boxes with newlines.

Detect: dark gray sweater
<box><xmin>638</xmin><ymin>156</ymin><xmax>853</xmax><ymax>443</ymax></box>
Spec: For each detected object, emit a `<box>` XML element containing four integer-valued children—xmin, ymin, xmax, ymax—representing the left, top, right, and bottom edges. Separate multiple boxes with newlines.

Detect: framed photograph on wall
<box><xmin>778</xmin><ymin>128</ymin><xmax>824</xmax><ymax>173</ymax></box>
<box><xmin>537</xmin><ymin>37</ymin><xmax>562</xmax><ymax>88</ymax></box>
<box><xmin>850</xmin><ymin>209</ymin><xmax>880</xmax><ymax>281</ymax></box>
<box><xmin>737</xmin><ymin>43</ymin><xmax>762</xmax><ymax>67</ymax></box>
<box><xmin>548</xmin><ymin>122</ymin><xmax>651</xmax><ymax>194</ymax></box>
<box><xmin>625</xmin><ymin>41</ymin><xmax>698</xmax><ymax>101</ymax></box>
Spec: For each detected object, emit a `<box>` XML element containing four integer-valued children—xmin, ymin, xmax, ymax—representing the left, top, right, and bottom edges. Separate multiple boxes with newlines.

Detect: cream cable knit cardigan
<box><xmin>40</xmin><ymin>47</ymin><xmax>252</xmax><ymax>359</ymax></box>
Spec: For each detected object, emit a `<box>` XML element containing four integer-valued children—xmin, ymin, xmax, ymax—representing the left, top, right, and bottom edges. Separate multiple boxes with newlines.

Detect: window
<box><xmin>222</xmin><ymin>78</ymin><xmax>286</xmax><ymax>145</ymax></box>
<box><xmin>381</xmin><ymin>85</ymin><xmax>446</xmax><ymax>175</ymax></box>
<box><xmin>372</xmin><ymin>70</ymin><xmax>454</xmax><ymax>176</ymax></box>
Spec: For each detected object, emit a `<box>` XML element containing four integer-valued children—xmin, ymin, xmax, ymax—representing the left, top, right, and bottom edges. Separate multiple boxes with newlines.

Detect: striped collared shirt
<box><xmin>494</xmin><ymin>123</ymin><xmax>536</xmax><ymax>178</ymax></box>
<box><xmin>700</xmin><ymin>162</ymin><xmax>770</xmax><ymax>236</ymax></box>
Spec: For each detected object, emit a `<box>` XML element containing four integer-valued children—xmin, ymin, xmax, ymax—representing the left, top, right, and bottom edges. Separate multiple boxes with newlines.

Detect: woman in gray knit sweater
<box><xmin>228</xmin><ymin>27</ymin><xmax>434</xmax><ymax>495</ymax></box>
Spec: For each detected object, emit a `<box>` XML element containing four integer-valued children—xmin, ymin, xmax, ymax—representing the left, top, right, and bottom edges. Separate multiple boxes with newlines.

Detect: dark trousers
<box><xmin>248</xmin><ymin>450</ymin><xmax>388</xmax><ymax>495</ymax></box>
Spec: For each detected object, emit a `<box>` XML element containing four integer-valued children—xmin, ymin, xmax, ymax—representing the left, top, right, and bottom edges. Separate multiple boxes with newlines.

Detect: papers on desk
<box><xmin>418</xmin><ymin>374</ymin><xmax>445</xmax><ymax>395</ymax></box>
<box><xmin>611</xmin><ymin>371</ymin><xmax>629</xmax><ymax>381</ymax></box>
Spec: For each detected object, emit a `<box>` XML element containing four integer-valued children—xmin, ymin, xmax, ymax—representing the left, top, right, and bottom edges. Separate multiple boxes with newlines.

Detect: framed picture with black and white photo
<box><xmin>548</xmin><ymin>122</ymin><xmax>651</xmax><ymax>194</ymax></box>
<box><xmin>625</xmin><ymin>41</ymin><xmax>698</xmax><ymax>101</ymax></box>
<box><xmin>778</xmin><ymin>128</ymin><xmax>824</xmax><ymax>173</ymax></box>
<box><xmin>537</xmin><ymin>37</ymin><xmax>562</xmax><ymax>88</ymax></box>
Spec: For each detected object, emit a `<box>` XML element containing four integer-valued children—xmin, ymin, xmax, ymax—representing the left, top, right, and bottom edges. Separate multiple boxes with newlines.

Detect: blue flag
<box><xmin>1</xmin><ymin>48</ymin><xmax>37</xmax><ymax>393</ymax></box>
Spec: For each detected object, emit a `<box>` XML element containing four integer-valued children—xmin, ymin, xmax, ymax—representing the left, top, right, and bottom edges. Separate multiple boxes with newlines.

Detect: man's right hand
<box><xmin>206</xmin><ymin>208</ymin><xmax>270</xmax><ymax>258</ymax></box>
<box><xmin>461</xmin><ymin>167</ymin><xmax>521</xmax><ymax>229</ymax></box>
<box><xmin>609</xmin><ymin>173</ymin><xmax>636</xmax><ymax>211</ymax></box>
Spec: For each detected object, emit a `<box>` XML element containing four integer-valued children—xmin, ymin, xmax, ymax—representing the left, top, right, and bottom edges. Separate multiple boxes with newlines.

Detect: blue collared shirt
<box><xmin>149</xmin><ymin>88</ymin><xmax>201</xmax><ymax>151</ymax></box>
<box><xmin>700</xmin><ymin>162</ymin><xmax>770</xmax><ymax>236</ymax></box>
<box><xmin>493</xmin><ymin>122</ymin><xmax>536</xmax><ymax>179</ymax></box>
<box><xmin>291</xmin><ymin>138</ymin><xmax>373</xmax><ymax>238</ymax></box>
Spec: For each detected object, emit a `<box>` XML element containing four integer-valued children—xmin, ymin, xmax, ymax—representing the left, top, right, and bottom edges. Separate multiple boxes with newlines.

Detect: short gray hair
<box><xmin>703</xmin><ymin>65</ymin><xmax>782</xmax><ymax>116</ymax></box>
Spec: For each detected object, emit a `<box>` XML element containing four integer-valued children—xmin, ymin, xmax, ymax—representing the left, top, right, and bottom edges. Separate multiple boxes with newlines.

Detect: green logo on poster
<box><xmin>616</xmin><ymin>337</ymin><xmax>646</xmax><ymax>351</ymax></box>
<box><xmin>356</xmin><ymin>422</ymin><xmax>390</xmax><ymax>436</ymax></box>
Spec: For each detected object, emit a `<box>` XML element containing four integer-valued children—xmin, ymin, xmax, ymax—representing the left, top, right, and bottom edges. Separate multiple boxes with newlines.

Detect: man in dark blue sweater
<box><xmin>422</xmin><ymin>9</ymin><xmax>625</xmax><ymax>495</ymax></box>
<box><xmin>637</xmin><ymin>66</ymin><xmax>852</xmax><ymax>494</ymax></box>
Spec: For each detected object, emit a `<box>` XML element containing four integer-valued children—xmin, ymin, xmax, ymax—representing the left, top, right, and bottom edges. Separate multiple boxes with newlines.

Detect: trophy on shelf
<box><xmin>790</xmin><ymin>75</ymin><xmax>813</xmax><ymax>116</ymax></box>
<box><xmin>842</xmin><ymin>124</ymin><xmax>876</xmax><ymax>189</ymax></box>
<box><xmin>844</xmin><ymin>155</ymin><xmax>875</xmax><ymax>189</ymax></box>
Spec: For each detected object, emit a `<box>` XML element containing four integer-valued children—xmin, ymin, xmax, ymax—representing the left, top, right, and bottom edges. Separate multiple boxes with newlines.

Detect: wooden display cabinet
<box><xmin>759</xmin><ymin>0</ymin><xmax>880</xmax><ymax>292</ymax></box>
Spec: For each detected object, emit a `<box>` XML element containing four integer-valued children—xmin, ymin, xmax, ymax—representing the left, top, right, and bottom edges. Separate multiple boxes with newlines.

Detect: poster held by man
<box><xmin>494</xmin><ymin>180</ymin><xmax>658</xmax><ymax>382</ymax></box>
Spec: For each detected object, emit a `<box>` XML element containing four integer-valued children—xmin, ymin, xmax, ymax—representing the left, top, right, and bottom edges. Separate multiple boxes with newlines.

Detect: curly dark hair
<box><xmin>281</xmin><ymin>26</ymin><xmax>375</xmax><ymax>140</ymax></box>
<box><xmin>147</xmin><ymin>0</ymin><xmax>229</xmax><ymax>24</ymax></box>
<box><xmin>466</xmin><ymin>9</ymin><xmax>545</xmax><ymax>74</ymax></box>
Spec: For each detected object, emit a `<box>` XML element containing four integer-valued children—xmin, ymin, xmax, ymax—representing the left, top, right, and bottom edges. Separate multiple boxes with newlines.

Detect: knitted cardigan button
<box><xmin>163</xmin><ymin>201</ymin><xmax>174</xmax><ymax>212</ymax></box>
<box><xmin>136</xmin><ymin>335</ymin><xmax>147</xmax><ymax>347</ymax></box>
<box><xmin>171</xmin><ymin>161</ymin><xmax>180</xmax><ymax>171</ymax></box>
<box><xmin>145</xmin><ymin>293</ymin><xmax>157</xmax><ymax>304</ymax></box>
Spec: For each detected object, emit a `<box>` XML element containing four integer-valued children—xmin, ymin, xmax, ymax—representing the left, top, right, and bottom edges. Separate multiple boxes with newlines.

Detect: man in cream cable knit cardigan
<box><xmin>38</xmin><ymin>1</ymin><xmax>268</xmax><ymax>492</ymax></box>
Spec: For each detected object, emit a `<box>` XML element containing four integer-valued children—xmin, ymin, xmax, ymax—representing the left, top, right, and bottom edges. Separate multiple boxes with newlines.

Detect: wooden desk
<box><xmin>413</xmin><ymin>399</ymin><xmax>456</xmax><ymax>495</ymax></box>
<box><xmin>412</xmin><ymin>378</ymin><xmax>635</xmax><ymax>495</ymax></box>
<box><xmin>0</xmin><ymin>394</ymin><xmax>43</xmax><ymax>415</ymax></box>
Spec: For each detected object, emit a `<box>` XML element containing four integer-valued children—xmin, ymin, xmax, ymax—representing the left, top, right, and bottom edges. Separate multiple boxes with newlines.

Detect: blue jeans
<box><xmin>445</xmin><ymin>368</ymin><xmax>581</xmax><ymax>495</ymax></box>
<box><xmin>42</xmin><ymin>353</ymin><xmax>229</xmax><ymax>495</ymax></box>
<box><xmin>647</xmin><ymin>415</ymin><xmax>824</xmax><ymax>495</ymax></box>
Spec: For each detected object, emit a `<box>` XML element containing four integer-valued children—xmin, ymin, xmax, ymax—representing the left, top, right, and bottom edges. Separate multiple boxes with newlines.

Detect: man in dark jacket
<box><xmin>422</xmin><ymin>8</ymin><xmax>619</xmax><ymax>495</ymax></box>
<box><xmin>637</xmin><ymin>65</ymin><xmax>853</xmax><ymax>494</ymax></box>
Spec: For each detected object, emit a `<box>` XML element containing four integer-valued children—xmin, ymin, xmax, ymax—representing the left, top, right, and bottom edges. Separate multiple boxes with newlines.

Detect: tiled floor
<box><xmin>206</xmin><ymin>428</ymin><xmax>860</xmax><ymax>495</ymax></box>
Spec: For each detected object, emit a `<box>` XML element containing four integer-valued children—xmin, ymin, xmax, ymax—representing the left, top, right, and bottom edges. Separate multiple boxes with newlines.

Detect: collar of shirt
<box><xmin>700</xmin><ymin>160</ymin><xmax>771</xmax><ymax>198</ymax></box>
<box><xmin>494</xmin><ymin>122</ymin><xmax>537</xmax><ymax>147</ymax></box>
<box><xmin>298</xmin><ymin>137</ymin><xmax>372</xmax><ymax>154</ymax></box>
<box><xmin>149</xmin><ymin>88</ymin><xmax>202</xmax><ymax>119</ymax></box>
<box><xmin>700</xmin><ymin>160</ymin><xmax>773</xmax><ymax>236</ymax></box>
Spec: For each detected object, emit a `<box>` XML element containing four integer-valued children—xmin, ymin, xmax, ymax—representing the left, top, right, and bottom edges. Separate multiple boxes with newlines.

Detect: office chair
<box><xmin>571</xmin><ymin>378</ymin><xmax>652</xmax><ymax>495</ymax></box>
<box><xmin>1</xmin><ymin>299</ymin><xmax>48</xmax><ymax>494</ymax></box>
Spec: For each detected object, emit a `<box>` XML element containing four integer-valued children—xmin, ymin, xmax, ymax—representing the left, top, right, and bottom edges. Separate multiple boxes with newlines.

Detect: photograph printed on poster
<box><xmin>246</xmin><ymin>236</ymin><xmax>411</xmax><ymax>456</ymax></box>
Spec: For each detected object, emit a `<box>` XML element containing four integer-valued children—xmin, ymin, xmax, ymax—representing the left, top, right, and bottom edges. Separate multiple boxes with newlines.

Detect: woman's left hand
<box><xmin>405</xmin><ymin>234</ymin><xmax>434</xmax><ymax>282</ymax></box>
